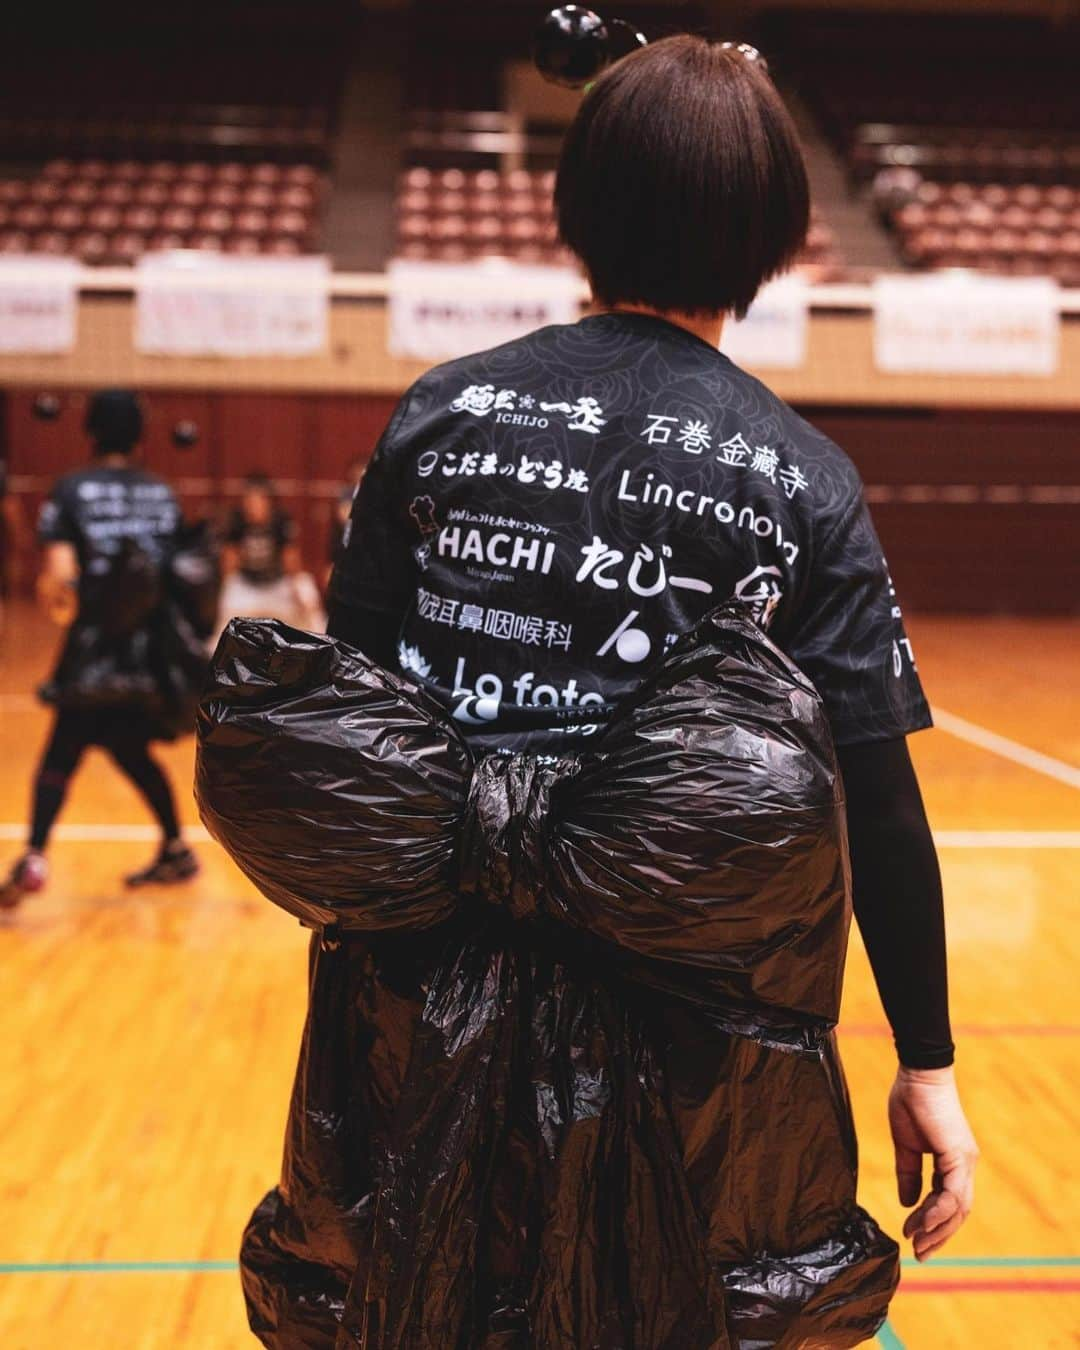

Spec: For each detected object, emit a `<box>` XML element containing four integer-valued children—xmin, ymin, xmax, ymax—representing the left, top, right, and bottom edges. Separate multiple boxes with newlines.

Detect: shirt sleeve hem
<box><xmin>829</xmin><ymin>707</ymin><xmax>934</xmax><ymax>749</ymax></box>
<box><xmin>896</xmin><ymin>1044</ymin><xmax>956</xmax><ymax>1070</ymax></box>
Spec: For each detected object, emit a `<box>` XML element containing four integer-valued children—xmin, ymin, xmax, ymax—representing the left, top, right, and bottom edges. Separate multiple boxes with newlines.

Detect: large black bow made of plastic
<box><xmin>196</xmin><ymin>605</ymin><xmax>851</xmax><ymax>1049</ymax></box>
<box><xmin>196</xmin><ymin>609</ymin><xmax>897</xmax><ymax>1350</ymax></box>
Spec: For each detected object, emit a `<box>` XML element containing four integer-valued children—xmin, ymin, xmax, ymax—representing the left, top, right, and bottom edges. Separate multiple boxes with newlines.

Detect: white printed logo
<box><xmin>733</xmin><ymin>564</ymin><xmax>784</xmax><ymax>630</ymax></box>
<box><xmin>642</xmin><ymin>420</ymin><xmax>810</xmax><ymax>497</ymax></box>
<box><xmin>576</xmin><ymin>538</ymin><xmax>713</xmax><ymax>598</ymax></box>
<box><xmin>451</xmin><ymin>657</ymin><xmax>605</xmax><ymax>731</ymax></box>
<box><xmin>597</xmin><ymin>611</ymin><xmax>653</xmax><ymax>664</ymax></box>
<box><xmin>450</xmin><ymin>384</ymin><xmax>607</xmax><ymax>435</ymax></box>
<box><xmin>438</xmin><ymin>525</ymin><xmax>556</xmax><ymax>575</ymax></box>
<box><xmin>398</xmin><ymin>642</ymin><xmax>432</xmax><ymax>678</ymax></box>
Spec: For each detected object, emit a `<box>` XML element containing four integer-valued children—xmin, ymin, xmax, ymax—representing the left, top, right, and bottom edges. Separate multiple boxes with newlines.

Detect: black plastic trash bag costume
<box><xmin>41</xmin><ymin>520</ymin><xmax>220</xmax><ymax>739</ymax></box>
<box><xmin>195</xmin><ymin>605</ymin><xmax>900</xmax><ymax>1349</ymax></box>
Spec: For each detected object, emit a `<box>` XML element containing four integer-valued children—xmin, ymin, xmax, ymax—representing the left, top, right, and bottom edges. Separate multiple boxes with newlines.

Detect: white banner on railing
<box><xmin>720</xmin><ymin>274</ymin><xmax>809</xmax><ymax>370</ymax></box>
<box><xmin>134</xmin><ymin>253</ymin><xmax>330</xmax><ymax>356</ymax></box>
<box><xmin>0</xmin><ymin>257</ymin><xmax>79</xmax><ymax>353</ymax></box>
<box><xmin>872</xmin><ymin>272</ymin><xmax>1060</xmax><ymax>376</ymax></box>
<box><xmin>387</xmin><ymin>258</ymin><xmax>582</xmax><ymax>360</ymax></box>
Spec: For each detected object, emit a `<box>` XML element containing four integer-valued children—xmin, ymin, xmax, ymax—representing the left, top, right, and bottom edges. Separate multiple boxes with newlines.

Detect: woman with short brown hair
<box><xmin>218</xmin><ymin>34</ymin><xmax>978</xmax><ymax>1349</ymax></box>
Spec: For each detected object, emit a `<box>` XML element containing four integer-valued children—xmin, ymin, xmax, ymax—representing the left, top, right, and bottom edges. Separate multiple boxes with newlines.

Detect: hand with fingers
<box><xmin>889</xmin><ymin>1064</ymin><xmax>979</xmax><ymax>1261</ymax></box>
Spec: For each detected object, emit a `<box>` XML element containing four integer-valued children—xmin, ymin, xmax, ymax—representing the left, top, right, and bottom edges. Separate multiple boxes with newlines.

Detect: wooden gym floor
<box><xmin>0</xmin><ymin>601</ymin><xmax>1077</xmax><ymax>1349</ymax></box>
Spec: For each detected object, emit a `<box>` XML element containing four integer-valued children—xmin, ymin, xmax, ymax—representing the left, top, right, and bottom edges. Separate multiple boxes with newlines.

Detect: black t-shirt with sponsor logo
<box><xmin>38</xmin><ymin>463</ymin><xmax>181</xmax><ymax>570</ymax></box>
<box><xmin>329</xmin><ymin>312</ymin><xmax>931</xmax><ymax>751</ymax></box>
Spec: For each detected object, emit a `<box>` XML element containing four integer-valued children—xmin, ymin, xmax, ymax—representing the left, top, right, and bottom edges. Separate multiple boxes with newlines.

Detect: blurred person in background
<box><xmin>217</xmin><ymin>471</ymin><xmax>324</xmax><ymax>638</ymax></box>
<box><xmin>324</xmin><ymin>453</ymin><xmax>366</xmax><ymax>589</ymax></box>
<box><xmin>1</xmin><ymin>389</ymin><xmax>203</xmax><ymax>909</ymax></box>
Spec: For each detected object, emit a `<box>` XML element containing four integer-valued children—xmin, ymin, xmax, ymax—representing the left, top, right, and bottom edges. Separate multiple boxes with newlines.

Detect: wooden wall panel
<box><xmin>797</xmin><ymin>406</ymin><xmax>1080</xmax><ymax>614</ymax></box>
<box><xmin>217</xmin><ymin>394</ymin><xmax>312</xmax><ymax>486</ymax></box>
<box><xmin>4</xmin><ymin>392</ymin><xmax>1079</xmax><ymax>613</ymax></box>
<box><xmin>310</xmin><ymin>394</ymin><xmax>401</xmax><ymax>480</ymax></box>
<box><xmin>6</xmin><ymin>391</ymin><xmax>92</xmax><ymax>480</ymax></box>
<box><xmin>805</xmin><ymin>408</ymin><xmax>1080</xmax><ymax>485</ymax></box>
<box><xmin>0</xmin><ymin>298</ymin><xmax>1077</xmax><ymax>411</ymax></box>
<box><xmin>139</xmin><ymin>391</ymin><xmax>219</xmax><ymax>483</ymax></box>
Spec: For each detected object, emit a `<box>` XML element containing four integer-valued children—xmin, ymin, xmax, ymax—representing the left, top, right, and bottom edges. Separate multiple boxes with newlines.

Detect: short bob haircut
<box><xmin>555</xmin><ymin>36</ymin><xmax>810</xmax><ymax>319</ymax></box>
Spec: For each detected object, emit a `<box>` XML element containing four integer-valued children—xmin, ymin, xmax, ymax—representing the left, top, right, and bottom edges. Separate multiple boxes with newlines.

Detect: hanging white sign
<box><xmin>0</xmin><ymin>257</ymin><xmax>79</xmax><ymax>353</ymax></box>
<box><xmin>720</xmin><ymin>274</ymin><xmax>809</xmax><ymax>370</ymax></box>
<box><xmin>387</xmin><ymin>258</ymin><xmax>583</xmax><ymax>360</ymax></box>
<box><xmin>873</xmin><ymin>272</ymin><xmax>1059</xmax><ymax>376</ymax></box>
<box><xmin>134</xmin><ymin>253</ymin><xmax>330</xmax><ymax>356</ymax></box>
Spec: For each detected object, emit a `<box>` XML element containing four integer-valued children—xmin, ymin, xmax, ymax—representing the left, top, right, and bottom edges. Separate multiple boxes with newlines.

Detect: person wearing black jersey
<box><xmin>326</xmin><ymin>35</ymin><xmax>976</xmax><ymax>1281</ymax></box>
<box><xmin>0</xmin><ymin>389</ymin><xmax>199</xmax><ymax>909</ymax></box>
<box><xmin>215</xmin><ymin>472</ymin><xmax>324</xmax><ymax>639</ymax></box>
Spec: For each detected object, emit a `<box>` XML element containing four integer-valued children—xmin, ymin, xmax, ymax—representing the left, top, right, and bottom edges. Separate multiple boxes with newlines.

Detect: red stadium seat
<box><xmin>241</xmin><ymin>186</ymin><xmax>275</xmax><ymax>210</ymax></box>
<box><xmin>110</xmin><ymin>231</ymin><xmax>147</xmax><ymax>263</ymax></box>
<box><xmin>160</xmin><ymin>206</ymin><xmax>196</xmax><ymax>232</ymax></box>
<box><xmin>225</xmin><ymin>234</ymin><xmax>262</xmax><ymax>255</ymax></box>
<box><xmin>147</xmin><ymin>231</ymin><xmax>186</xmax><ymax>252</ymax></box>
<box><xmin>0</xmin><ymin>229</ymin><xmax>31</xmax><ymax>253</ymax></box>
<box><xmin>71</xmin><ymin>230</ymin><xmax>108</xmax><ymax>261</ymax></box>
<box><xmin>268</xmin><ymin>209</ymin><xmax>307</xmax><ymax>238</ymax></box>
<box><xmin>31</xmin><ymin>230</ymin><xmax>69</xmax><ymax>255</ymax></box>
<box><xmin>134</xmin><ymin>183</ymin><xmax>170</xmax><ymax>207</ymax></box>
<box><xmin>122</xmin><ymin>206</ymin><xmax>159</xmax><ymax>233</ymax></box>
<box><xmin>101</xmin><ymin>182</ymin><xmax>135</xmax><ymax>206</ymax></box>
<box><xmin>13</xmin><ymin>204</ymin><xmax>49</xmax><ymax>231</ymax></box>
<box><xmin>235</xmin><ymin>208</ymin><xmax>270</xmax><ymax>235</ymax></box>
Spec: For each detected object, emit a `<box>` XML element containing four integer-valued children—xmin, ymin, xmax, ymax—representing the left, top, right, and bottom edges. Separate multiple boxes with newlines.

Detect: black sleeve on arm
<box><xmin>838</xmin><ymin>736</ymin><xmax>955</xmax><ymax>1070</ymax></box>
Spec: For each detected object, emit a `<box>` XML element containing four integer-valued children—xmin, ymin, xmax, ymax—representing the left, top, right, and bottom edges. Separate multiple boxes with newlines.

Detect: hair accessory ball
<box><xmin>534</xmin><ymin>6</ymin><xmax>646</xmax><ymax>88</ymax></box>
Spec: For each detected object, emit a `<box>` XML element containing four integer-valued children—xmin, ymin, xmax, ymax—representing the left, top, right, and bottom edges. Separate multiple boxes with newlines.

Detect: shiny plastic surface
<box><xmin>533</xmin><ymin>6</ymin><xmax>612</xmax><ymax>88</ymax></box>
<box><xmin>196</xmin><ymin>607</ymin><xmax>899</xmax><ymax>1348</ymax></box>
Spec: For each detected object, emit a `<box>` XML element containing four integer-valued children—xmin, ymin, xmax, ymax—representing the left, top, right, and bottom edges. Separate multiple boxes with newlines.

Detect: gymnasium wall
<box><xmin>0</xmin><ymin>295</ymin><xmax>1078</xmax><ymax>408</ymax></box>
<box><xmin>2</xmin><ymin>387</ymin><xmax>399</xmax><ymax>594</ymax></box>
<box><xmin>2</xmin><ymin>283</ymin><xmax>1078</xmax><ymax>612</ymax></box>
<box><xmin>5</xmin><ymin>385</ymin><xmax>1078</xmax><ymax>613</ymax></box>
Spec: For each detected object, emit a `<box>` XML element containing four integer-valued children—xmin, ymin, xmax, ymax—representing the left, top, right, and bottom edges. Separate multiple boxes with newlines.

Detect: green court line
<box><xmin>877</xmin><ymin>1320</ymin><xmax>906</xmax><ymax>1350</ymax></box>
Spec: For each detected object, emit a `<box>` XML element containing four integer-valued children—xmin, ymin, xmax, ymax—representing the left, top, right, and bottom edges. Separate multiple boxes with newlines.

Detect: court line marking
<box><xmin>898</xmin><ymin>1279</ymin><xmax>1080</xmax><ymax>1294</ymax></box>
<box><xmin>1</xmin><ymin>1256</ymin><xmax>1075</xmax><ymax>1275</ymax></box>
<box><xmin>902</xmin><ymin>1257</ymin><xmax>1080</xmax><ymax>1268</ymax></box>
<box><xmin>842</xmin><ymin>1024</ymin><xmax>1080</xmax><ymax>1038</ymax></box>
<box><xmin>0</xmin><ymin>1261</ymin><xmax>236</xmax><ymax>1274</ymax></box>
<box><xmin>933</xmin><ymin>831</ymin><xmax>1080</xmax><ymax>848</ymax></box>
<box><xmin>0</xmin><ymin>824</ymin><xmax>214</xmax><ymax>843</ymax></box>
<box><xmin>934</xmin><ymin>826</ymin><xmax>1074</xmax><ymax>847</ymax></box>
<box><xmin>2</xmin><ymin>823</ymin><xmax>1079</xmax><ymax>848</ymax></box>
<box><xmin>877</xmin><ymin>1321</ymin><xmax>905</xmax><ymax>1350</ymax></box>
<box><xmin>5</xmin><ymin>700</ymin><xmax>1079</xmax><ymax>790</ymax></box>
<box><xmin>932</xmin><ymin>707</ymin><xmax>1080</xmax><ymax>791</ymax></box>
